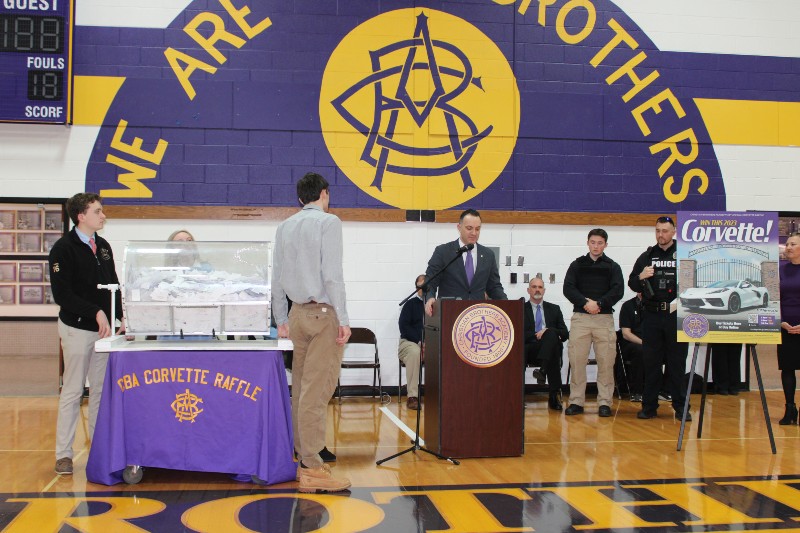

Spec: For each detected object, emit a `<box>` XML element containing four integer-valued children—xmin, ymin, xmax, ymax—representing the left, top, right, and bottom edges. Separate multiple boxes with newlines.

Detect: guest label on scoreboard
<box><xmin>0</xmin><ymin>0</ymin><xmax>73</xmax><ymax>124</ymax></box>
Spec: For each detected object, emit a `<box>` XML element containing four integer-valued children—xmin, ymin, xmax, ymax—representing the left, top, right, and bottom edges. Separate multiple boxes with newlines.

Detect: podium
<box><xmin>424</xmin><ymin>299</ymin><xmax>524</xmax><ymax>458</ymax></box>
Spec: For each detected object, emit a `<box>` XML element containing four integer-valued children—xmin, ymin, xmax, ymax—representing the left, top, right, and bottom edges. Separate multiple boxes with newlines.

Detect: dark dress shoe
<box><xmin>637</xmin><ymin>409</ymin><xmax>657</xmax><ymax>419</ymax></box>
<box><xmin>548</xmin><ymin>394</ymin><xmax>562</xmax><ymax>411</ymax></box>
<box><xmin>598</xmin><ymin>405</ymin><xmax>612</xmax><ymax>417</ymax></box>
<box><xmin>674</xmin><ymin>410</ymin><xmax>692</xmax><ymax>421</ymax></box>
<box><xmin>717</xmin><ymin>389</ymin><xmax>729</xmax><ymax>395</ymax></box>
<box><xmin>406</xmin><ymin>396</ymin><xmax>420</xmax><ymax>410</ymax></box>
<box><xmin>531</xmin><ymin>368</ymin><xmax>546</xmax><ymax>382</ymax></box>
<box><xmin>778</xmin><ymin>403</ymin><xmax>797</xmax><ymax>425</ymax></box>
<box><xmin>565</xmin><ymin>404</ymin><xmax>584</xmax><ymax>415</ymax></box>
<box><xmin>729</xmin><ymin>388</ymin><xmax>739</xmax><ymax>396</ymax></box>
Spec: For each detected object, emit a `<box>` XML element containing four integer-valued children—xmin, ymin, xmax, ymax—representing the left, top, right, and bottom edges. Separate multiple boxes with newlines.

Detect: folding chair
<box><xmin>336</xmin><ymin>327</ymin><xmax>389</xmax><ymax>404</ymax></box>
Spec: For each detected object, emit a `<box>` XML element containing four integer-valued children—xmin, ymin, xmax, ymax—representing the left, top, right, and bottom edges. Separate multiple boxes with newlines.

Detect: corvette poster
<box><xmin>677</xmin><ymin>211</ymin><xmax>781</xmax><ymax>344</ymax></box>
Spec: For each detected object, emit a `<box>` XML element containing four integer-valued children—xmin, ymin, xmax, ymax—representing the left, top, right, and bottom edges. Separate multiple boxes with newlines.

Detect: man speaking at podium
<box><xmin>424</xmin><ymin>209</ymin><xmax>507</xmax><ymax>316</ymax></box>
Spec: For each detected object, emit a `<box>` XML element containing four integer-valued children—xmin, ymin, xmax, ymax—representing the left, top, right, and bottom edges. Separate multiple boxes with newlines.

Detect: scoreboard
<box><xmin>0</xmin><ymin>0</ymin><xmax>73</xmax><ymax>124</ymax></box>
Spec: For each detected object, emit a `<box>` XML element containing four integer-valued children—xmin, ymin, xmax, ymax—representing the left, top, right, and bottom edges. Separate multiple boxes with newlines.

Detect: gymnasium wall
<box><xmin>1</xmin><ymin>0</ymin><xmax>798</xmax><ymax>386</ymax></box>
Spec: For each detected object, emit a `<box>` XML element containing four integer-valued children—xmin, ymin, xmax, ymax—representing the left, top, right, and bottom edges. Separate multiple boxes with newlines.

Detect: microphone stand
<box><xmin>377</xmin><ymin>246</ymin><xmax>469</xmax><ymax>466</ymax></box>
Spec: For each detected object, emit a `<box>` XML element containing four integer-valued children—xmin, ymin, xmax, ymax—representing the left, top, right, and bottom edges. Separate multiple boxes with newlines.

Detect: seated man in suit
<box><xmin>424</xmin><ymin>208</ymin><xmax>506</xmax><ymax>316</ymax></box>
<box><xmin>523</xmin><ymin>277</ymin><xmax>569</xmax><ymax>411</ymax></box>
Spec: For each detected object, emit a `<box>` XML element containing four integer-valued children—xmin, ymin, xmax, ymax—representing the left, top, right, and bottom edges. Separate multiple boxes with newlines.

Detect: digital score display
<box><xmin>0</xmin><ymin>1</ymin><xmax>73</xmax><ymax>124</ymax></box>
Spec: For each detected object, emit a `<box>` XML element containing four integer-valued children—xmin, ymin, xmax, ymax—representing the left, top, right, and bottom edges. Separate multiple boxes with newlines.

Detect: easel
<box><xmin>677</xmin><ymin>343</ymin><xmax>776</xmax><ymax>454</ymax></box>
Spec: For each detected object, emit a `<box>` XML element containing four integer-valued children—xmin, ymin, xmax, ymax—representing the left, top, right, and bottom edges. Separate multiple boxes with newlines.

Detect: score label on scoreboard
<box><xmin>0</xmin><ymin>0</ymin><xmax>73</xmax><ymax>124</ymax></box>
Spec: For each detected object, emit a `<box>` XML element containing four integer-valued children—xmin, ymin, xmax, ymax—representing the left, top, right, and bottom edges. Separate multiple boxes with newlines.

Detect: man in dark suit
<box><xmin>523</xmin><ymin>277</ymin><xmax>568</xmax><ymax>410</ymax></box>
<box><xmin>424</xmin><ymin>209</ymin><xmax>506</xmax><ymax>316</ymax></box>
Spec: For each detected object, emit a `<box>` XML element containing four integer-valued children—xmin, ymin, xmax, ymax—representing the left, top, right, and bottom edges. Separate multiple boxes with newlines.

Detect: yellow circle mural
<box><xmin>320</xmin><ymin>9</ymin><xmax>520</xmax><ymax>210</ymax></box>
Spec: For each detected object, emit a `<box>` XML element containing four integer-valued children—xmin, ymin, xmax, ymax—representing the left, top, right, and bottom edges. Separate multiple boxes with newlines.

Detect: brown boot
<box><xmin>298</xmin><ymin>463</ymin><xmax>351</xmax><ymax>493</ymax></box>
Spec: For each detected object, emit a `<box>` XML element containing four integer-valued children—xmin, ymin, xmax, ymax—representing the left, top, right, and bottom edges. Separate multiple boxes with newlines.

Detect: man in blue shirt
<box><xmin>398</xmin><ymin>274</ymin><xmax>426</xmax><ymax>410</ymax></box>
<box><xmin>272</xmin><ymin>173</ymin><xmax>351</xmax><ymax>493</ymax></box>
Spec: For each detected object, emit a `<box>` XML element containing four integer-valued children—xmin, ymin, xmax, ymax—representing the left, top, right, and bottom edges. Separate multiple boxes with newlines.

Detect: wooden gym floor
<box><xmin>1</xmin><ymin>384</ymin><xmax>799</xmax><ymax>532</ymax></box>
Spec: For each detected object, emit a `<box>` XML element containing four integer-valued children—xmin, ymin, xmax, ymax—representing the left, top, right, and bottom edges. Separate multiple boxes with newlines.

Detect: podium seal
<box><xmin>452</xmin><ymin>304</ymin><xmax>514</xmax><ymax>368</ymax></box>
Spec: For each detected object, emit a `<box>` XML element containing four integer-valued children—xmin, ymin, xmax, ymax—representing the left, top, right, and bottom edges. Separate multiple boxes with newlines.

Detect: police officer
<box><xmin>628</xmin><ymin>216</ymin><xmax>690</xmax><ymax>420</ymax></box>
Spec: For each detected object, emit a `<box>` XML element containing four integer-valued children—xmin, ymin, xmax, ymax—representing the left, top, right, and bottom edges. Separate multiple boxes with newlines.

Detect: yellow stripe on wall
<box><xmin>72</xmin><ymin>76</ymin><xmax>126</xmax><ymax>126</ymax></box>
<box><xmin>695</xmin><ymin>98</ymin><xmax>800</xmax><ymax>147</ymax></box>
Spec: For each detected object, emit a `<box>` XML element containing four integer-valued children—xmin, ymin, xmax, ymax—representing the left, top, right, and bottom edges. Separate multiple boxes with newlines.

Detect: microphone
<box><xmin>457</xmin><ymin>243</ymin><xmax>475</xmax><ymax>254</ymax></box>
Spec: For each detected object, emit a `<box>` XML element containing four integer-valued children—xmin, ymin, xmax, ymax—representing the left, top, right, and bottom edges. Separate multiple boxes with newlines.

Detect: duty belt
<box><xmin>645</xmin><ymin>301</ymin><xmax>670</xmax><ymax>312</ymax></box>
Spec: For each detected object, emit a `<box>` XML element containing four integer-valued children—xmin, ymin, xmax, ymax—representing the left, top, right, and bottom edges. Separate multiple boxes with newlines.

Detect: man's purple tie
<box><xmin>465</xmin><ymin>250</ymin><xmax>474</xmax><ymax>285</ymax></box>
<box><xmin>534</xmin><ymin>304</ymin><xmax>543</xmax><ymax>333</ymax></box>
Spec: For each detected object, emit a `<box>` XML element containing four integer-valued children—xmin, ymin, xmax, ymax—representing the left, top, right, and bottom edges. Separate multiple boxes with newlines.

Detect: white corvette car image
<box><xmin>679</xmin><ymin>280</ymin><xmax>769</xmax><ymax>314</ymax></box>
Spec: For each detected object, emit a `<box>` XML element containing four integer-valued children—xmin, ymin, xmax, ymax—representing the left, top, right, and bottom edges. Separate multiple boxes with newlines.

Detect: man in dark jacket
<box><xmin>619</xmin><ymin>293</ymin><xmax>645</xmax><ymax>402</ymax></box>
<box><xmin>628</xmin><ymin>216</ymin><xmax>690</xmax><ymax>420</ymax></box>
<box><xmin>424</xmin><ymin>209</ymin><xmax>506</xmax><ymax>316</ymax></box>
<box><xmin>563</xmin><ymin>228</ymin><xmax>624</xmax><ymax>417</ymax></box>
<box><xmin>398</xmin><ymin>274</ymin><xmax>426</xmax><ymax>410</ymax></box>
<box><xmin>49</xmin><ymin>193</ymin><xmax>123</xmax><ymax>475</ymax></box>
<box><xmin>523</xmin><ymin>277</ymin><xmax>569</xmax><ymax>410</ymax></box>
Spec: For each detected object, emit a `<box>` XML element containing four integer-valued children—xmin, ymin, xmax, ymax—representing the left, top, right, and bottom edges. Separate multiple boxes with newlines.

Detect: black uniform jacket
<box><xmin>627</xmin><ymin>240</ymin><xmax>678</xmax><ymax>305</ymax></box>
<box><xmin>563</xmin><ymin>253</ymin><xmax>624</xmax><ymax>313</ymax></box>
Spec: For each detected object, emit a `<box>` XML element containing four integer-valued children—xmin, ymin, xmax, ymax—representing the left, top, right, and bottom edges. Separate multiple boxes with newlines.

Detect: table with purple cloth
<box><xmin>87</xmin><ymin>349</ymin><xmax>295</xmax><ymax>485</ymax></box>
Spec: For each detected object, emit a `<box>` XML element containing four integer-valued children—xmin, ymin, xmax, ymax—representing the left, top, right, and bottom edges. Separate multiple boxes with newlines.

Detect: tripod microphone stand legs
<box><xmin>377</xmin><ymin>358</ymin><xmax>460</xmax><ymax>466</ymax></box>
<box><xmin>380</xmin><ymin>274</ymin><xmax>463</xmax><ymax>466</ymax></box>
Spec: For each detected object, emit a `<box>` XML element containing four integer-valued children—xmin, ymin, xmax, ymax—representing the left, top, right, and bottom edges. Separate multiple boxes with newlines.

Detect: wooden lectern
<box><xmin>424</xmin><ymin>298</ymin><xmax>524</xmax><ymax>458</ymax></box>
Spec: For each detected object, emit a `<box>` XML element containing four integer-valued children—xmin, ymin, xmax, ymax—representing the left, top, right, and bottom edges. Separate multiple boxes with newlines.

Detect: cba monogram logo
<box><xmin>171</xmin><ymin>388</ymin><xmax>204</xmax><ymax>423</ymax></box>
<box><xmin>452</xmin><ymin>304</ymin><xmax>514</xmax><ymax>368</ymax></box>
<box><xmin>682</xmin><ymin>313</ymin><xmax>710</xmax><ymax>339</ymax></box>
<box><xmin>320</xmin><ymin>9</ymin><xmax>520</xmax><ymax>210</ymax></box>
